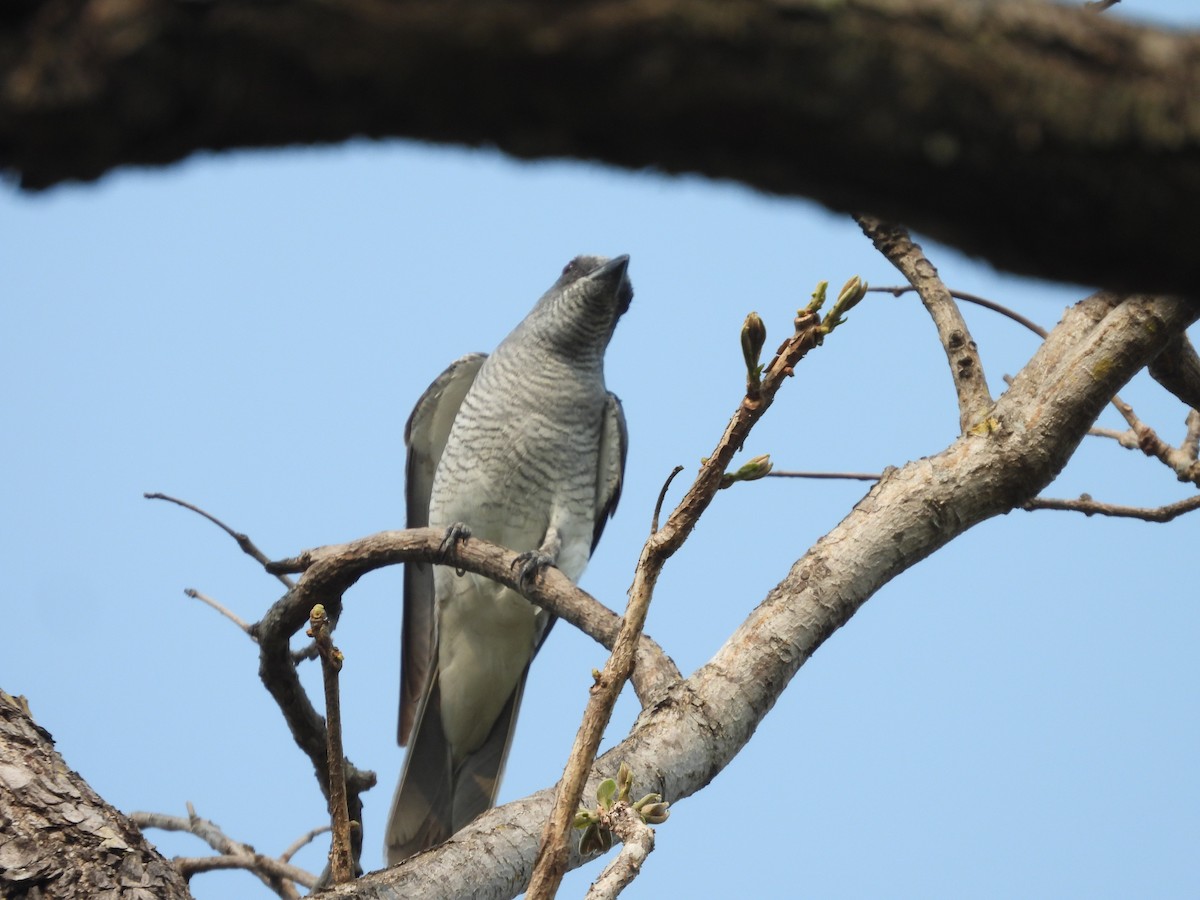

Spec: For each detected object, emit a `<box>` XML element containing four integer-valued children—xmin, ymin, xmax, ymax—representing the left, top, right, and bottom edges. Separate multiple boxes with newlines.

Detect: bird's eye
<box><xmin>561</xmin><ymin>260</ymin><xmax>579</xmax><ymax>276</ymax></box>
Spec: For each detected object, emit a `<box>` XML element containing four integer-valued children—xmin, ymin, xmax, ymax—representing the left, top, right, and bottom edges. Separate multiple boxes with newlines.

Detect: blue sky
<box><xmin>3</xmin><ymin>3</ymin><xmax>1198</xmax><ymax>897</ymax></box>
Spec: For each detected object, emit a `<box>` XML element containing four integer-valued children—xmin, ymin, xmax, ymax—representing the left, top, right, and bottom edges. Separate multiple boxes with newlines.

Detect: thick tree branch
<box><xmin>4</xmin><ymin>0</ymin><xmax>1200</xmax><ymax>293</ymax></box>
<box><xmin>323</xmin><ymin>294</ymin><xmax>1196</xmax><ymax>899</ymax></box>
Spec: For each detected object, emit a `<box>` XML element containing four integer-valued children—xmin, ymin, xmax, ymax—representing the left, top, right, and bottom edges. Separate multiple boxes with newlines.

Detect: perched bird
<box><xmin>385</xmin><ymin>255</ymin><xmax>632</xmax><ymax>865</ymax></box>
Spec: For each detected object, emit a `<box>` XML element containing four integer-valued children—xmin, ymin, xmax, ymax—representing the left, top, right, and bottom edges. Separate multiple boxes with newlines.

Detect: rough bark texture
<box><xmin>0</xmin><ymin>690</ymin><xmax>193</xmax><ymax>900</ymax></box>
<box><xmin>2</xmin><ymin>0</ymin><xmax>1199</xmax><ymax>294</ymax></box>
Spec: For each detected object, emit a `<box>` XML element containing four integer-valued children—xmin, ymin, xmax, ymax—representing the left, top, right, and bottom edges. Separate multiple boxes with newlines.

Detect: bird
<box><xmin>384</xmin><ymin>255</ymin><xmax>632</xmax><ymax>865</ymax></box>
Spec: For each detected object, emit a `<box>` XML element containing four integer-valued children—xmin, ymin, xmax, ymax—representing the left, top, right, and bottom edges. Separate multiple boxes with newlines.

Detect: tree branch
<box><xmin>5</xmin><ymin>1</ymin><xmax>1200</xmax><ymax>293</ymax></box>
<box><xmin>146</xmin><ymin>492</ymin><xmax>294</xmax><ymax>590</ymax></box>
<box><xmin>1023</xmin><ymin>494</ymin><xmax>1200</xmax><ymax>522</ymax></box>
<box><xmin>335</xmin><ymin>294</ymin><xmax>1196</xmax><ymax>899</ymax></box>
<box><xmin>0</xmin><ymin>690</ymin><xmax>193</xmax><ymax>900</ymax></box>
<box><xmin>856</xmin><ymin>217</ymin><xmax>991</xmax><ymax>430</ymax></box>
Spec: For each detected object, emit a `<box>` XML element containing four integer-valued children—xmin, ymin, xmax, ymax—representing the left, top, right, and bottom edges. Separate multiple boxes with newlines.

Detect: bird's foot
<box><xmin>512</xmin><ymin>550</ymin><xmax>555</xmax><ymax>590</ymax></box>
<box><xmin>438</xmin><ymin>522</ymin><xmax>472</xmax><ymax>572</ymax></box>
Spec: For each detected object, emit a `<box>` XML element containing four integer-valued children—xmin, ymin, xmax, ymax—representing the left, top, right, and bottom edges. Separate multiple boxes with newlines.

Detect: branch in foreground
<box><xmin>342</xmin><ymin>295</ymin><xmax>1196</xmax><ymax>900</ymax></box>
<box><xmin>4</xmin><ymin>1</ymin><xmax>1200</xmax><ymax>293</ymax></box>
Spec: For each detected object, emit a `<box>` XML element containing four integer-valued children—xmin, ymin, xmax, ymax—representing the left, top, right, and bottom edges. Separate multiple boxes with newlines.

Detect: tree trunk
<box><xmin>0</xmin><ymin>690</ymin><xmax>193</xmax><ymax>900</ymax></box>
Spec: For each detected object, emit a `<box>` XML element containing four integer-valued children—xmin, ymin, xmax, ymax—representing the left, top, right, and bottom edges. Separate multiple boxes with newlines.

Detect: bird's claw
<box><xmin>512</xmin><ymin>551</ymin><xmax>555</xmax><ymax>590</ymax></box>
<box><xmin>438</xmin><ymin>523</ymin><xmax>472</xmax><ymax>569</ymax></box>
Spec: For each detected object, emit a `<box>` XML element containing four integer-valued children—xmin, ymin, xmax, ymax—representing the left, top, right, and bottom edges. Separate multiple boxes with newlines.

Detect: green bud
<box><xmin>720</xmin><ymin>453</ymin><xmax>773</xmax><ymax>489</ymax></box>
<box><xmin>741</xmin><ymin>312</ymin><xmax>767</xmax><ymax>391</ymax></box>
<box><xmin>574</xmin><ymin>809</ymin><xmax>598</xmax><ymax>829</ymax></box>
<box><xmin>824</xmin><ymin>274</ymin><xmax>868</xmax><ymax>333</ymax></box>
<box><xmin>631</xmin><ymin>792</ymin><xmax>662</xmax><ymax>812</ymax></box>
<box><xmin>617</xmin><ymin>762</ymin><xmax>634</xmax><ymax>803</ymax></box>
<box><xmin>596</xmin><ymin>777</ymin><xmax>618</xmax><ymax>810</ymax></box>
<box><xmin>639</xmin><ymin>801</ymin><xmax>671</xmax><ymax>825</ymax></box>
<box><xmin>837</xmin><ymin>274</ymin><xmax>867</xmax><ymax>310</ymax></box>
<box><xmin>803</xmin><ymin>280</ymin><xmax>829</xmax><ymax>315</ymax></box>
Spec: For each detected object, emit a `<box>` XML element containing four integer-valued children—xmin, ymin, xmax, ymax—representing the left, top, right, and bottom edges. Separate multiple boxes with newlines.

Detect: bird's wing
<box><xmin>399</xmin><ymin>352</ymin><xmax>487</xmax><ymax>745</ymax></box>
<box><xmin>592</xmin><ymin>392</ymin><xmax>628</xmax><ymax>552</ymax></box>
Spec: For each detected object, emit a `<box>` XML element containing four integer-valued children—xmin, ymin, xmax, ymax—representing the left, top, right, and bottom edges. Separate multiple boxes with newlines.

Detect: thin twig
<box><xmin>130</xmin><ymin>807</ymin><xmax>316</xmax><ymax>897</ymax></box>
<box><xmin>145</xmin><ymin>492</ymin><xmax>294</xmax><ymax>589</ymax></box>
<box><xmin>279</xmin><ymin>825</ymin><xmax>331</xmax><ymax>864</ymax></box>
<box><xmin>1024</xmin><ymin>494</ymin><xmax>1200</xmax><ymax>522</ymax></box>
<box><xmin>650</xmin><ymin>466</ymin><xmax>684</xmax><ymax>534</ymax></box>
<box><xmin>1084</xmin><ymin>0</ymin><xmax>1120</xmax><ymax>11</ymax></box>
<box><xmin>307</xmin><ymin>605</ymin><xmax>353</xmax><ymax>884</ymax></box>
<box><xmin>184</xmin><ymin>588</ymin><xmax>253</xmax><ymax>634</ymax></box>
<box><xmin>881</xmin><ymin>284</ymin><xmax>1198</xmax><ymax>481</ymax></box>
<box><xmin>171</xmin><ymin>855</ymin><xmax>311</xmax><ymax>897</ymax></box>
<box><xmin>869</xmin><ymin>284</ymin><xmax>1048</xmax><ymax>338</ymax></box>
<box><xmin>855</xmin><ymin>217</ymin><xmax>992</xmax><ymax>431</ymax></box>
<box><xmin>767</xmin><ymin>470</ymin><xmax>882</xmax><ymax>482</ymax></box>
<box><xmin>526</xmin><ymin>302</ymin><xmax>831</xmax><ymax>899</ymax></box>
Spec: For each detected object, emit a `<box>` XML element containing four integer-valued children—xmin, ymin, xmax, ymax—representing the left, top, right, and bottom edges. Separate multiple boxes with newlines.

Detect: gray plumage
<box><xmin>385</xmin><ymin>255</ymin><xmax>632</xmax><ymax>865</ymax></box>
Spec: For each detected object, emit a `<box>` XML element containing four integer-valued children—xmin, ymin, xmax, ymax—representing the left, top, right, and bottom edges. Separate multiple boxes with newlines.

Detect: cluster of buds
<box><xmin>574</xmin><ymin>762</ymin><xmax>670</xmax><ymax>855</ymax></box>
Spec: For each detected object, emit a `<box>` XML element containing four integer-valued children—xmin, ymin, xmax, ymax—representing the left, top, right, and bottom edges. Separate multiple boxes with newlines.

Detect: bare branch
<box><xmin>128</xmin><ymin>807</ymin><xmax>317</xmax><ymax>896</ymax></box>
<box><xmin>280</xmin><ymin>825</ymin><xmax>331</xmax><ymax>864</ymax></box>
<box><xmin>767</xmin><ymin>470</ymin><xmax>882</xmax><ymax>482</ymax></box>
<box><xmin>650</xmin><ymin>466</ymin><xmax>684</xmax><ymax>535</ymax></box>
<box><xmin>869</xmin><ymin>285</ymin><xmax>1049</xmax><ymax>339</ymax></box>
<box><xmin>145</xmin><ymin>492</ymin><xmax>294</xmax><ymax>589</ymax></box>
<box><xmin>1023</xmin><ymin>494</ymin><xmax>1200</xmax><ymax>522</ymax></box>
<box><xmin>307</xmin><ymin>605</ymin><xmax>353</xmax><ymax>884</ymax></box>
<box><xmin>171</xmin><ymin>855</ymin><xmax>310</xmax><ymax>898</ymax></box>
<box><xmin>183</xmin><ymin>588</ymin><xmax>253</xmax><ymax>635</ymax></box>
<box><xmin>855</xmin><ymin>217</ymin><xmax>992</xmax><ymax>430</ymax></box>
<box><xmin>1106</xmin><ymin>397</ymin><xmax>1200</xmax><ymax>485</ymax></box>
<box><xmin>874</xmin><ymin>284</ymin><xmax>1198</xmax><ymax>481</ymax></box>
